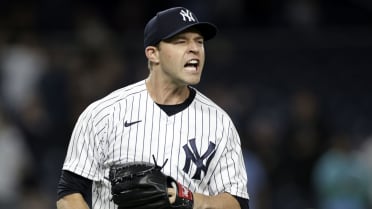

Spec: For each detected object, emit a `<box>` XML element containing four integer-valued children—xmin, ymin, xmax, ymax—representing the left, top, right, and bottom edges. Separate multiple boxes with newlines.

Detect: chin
<box><xmin>186</xmin><ymin>78</ymin><xmax>201</xmax><ymax>86</ymax></box>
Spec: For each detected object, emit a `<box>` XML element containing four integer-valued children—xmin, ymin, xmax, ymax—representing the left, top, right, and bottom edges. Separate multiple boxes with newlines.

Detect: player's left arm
<box><xmin>193</xmin><ymin>192</ymin><xmax>243</xmax><ymax>209</ymax></box>
<box><xmin>167</xmin><ymin>187</ymin><xmax>245</xmax><ymax>209</ymax></box>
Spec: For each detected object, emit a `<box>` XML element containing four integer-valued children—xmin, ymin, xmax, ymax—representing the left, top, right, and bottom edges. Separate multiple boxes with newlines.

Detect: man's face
<box><xmin>156</xmin><ymin>30</ymin><xmax>206</xmax><ymax>86</ymax></box>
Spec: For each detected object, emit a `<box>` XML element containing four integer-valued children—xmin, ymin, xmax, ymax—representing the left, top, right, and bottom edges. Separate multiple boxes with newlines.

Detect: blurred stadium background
<box><xmin>0</xmin><ymin>0</ymin><xmax>372</xmax><ymax>209</ymax></box>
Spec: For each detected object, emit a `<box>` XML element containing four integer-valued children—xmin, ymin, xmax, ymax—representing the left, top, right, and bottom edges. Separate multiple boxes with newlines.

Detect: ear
<box><xmin>145</xmin><ymin>46</ymin><xmax>159</xmax><ymax>64</ymax></box>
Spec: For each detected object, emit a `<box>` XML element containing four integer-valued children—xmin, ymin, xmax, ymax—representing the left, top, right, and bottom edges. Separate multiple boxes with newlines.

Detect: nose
<box><xmin>188</xmin><ymin>41</ymin><xmax>200</xmax><ymax>53</ymax></box>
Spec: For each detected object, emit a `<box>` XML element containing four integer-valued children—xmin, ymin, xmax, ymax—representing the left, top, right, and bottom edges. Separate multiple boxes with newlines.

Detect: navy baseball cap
<box><xmin>144</xmin><ymin>7</ymin><xmax>217</xmax><ymax>48</ymax></box>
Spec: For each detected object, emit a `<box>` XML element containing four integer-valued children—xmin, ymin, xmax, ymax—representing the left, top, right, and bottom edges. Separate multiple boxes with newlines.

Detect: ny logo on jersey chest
<box><xmin>182</xmin><ymin>138</ymin><xmax>216</xmax><ymax>180</ymax></box>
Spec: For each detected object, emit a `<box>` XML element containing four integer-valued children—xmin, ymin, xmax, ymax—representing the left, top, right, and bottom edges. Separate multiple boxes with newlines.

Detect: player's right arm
<box><xmin>57</xmin><ymin>193</ymin><xmax>90</xmax><ymax>209</ymax></box>
<box><xmin>56</xmin><ymin>170</ymin><xmax>93</xmax><ymax>209</ymax></box>
<box><xmin>57</xmin><ymin>102</ymin><xmax>105</xmax><ymax>209</ymax></box>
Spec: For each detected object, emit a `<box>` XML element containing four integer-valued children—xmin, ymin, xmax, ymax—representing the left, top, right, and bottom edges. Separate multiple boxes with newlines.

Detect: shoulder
<box><xmin>191</xmin><ymin>87</ymin><xmax>237</xmax><ymax>128</ymax></box>
<box><xmin>192</xmin><ymin>87</ymin><xmax>229</xmax><ymax>116</ymax></box>
<box><xmin>79</xmin><ymin>80</ymin><xmax>147</xmax><ymax>121</ymax></box>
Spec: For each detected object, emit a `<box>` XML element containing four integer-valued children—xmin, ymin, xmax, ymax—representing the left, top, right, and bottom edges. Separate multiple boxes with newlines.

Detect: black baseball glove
<box><xmin>108</xmin><ymin>157</ymin><xmax>194</xmax><ymax>209</ymax></box>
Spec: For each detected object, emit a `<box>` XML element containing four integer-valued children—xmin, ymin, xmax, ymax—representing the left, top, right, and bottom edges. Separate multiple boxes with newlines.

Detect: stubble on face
<box><xmin>157</xmin><ymin>31</ymin><xmax>206</xmax><ymax>87</ymax></box>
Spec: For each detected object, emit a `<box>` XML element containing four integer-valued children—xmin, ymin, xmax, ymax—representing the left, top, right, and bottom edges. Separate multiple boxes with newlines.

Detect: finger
<box><xmin>168</xmin><ymin>188</ymin><xmax>176</xmax><ymax>204</ymax></box>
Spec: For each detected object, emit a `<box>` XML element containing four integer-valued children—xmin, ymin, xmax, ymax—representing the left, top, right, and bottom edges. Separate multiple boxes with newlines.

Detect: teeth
<box><xmin>185</xmin><ymin>59</ymin><xmax>199</xmax><ymax>69</ymax></box>
<box><xmin>188</xmin><ymin>59</ymin><xmax>198</xmax><ymax>64</ymax></box>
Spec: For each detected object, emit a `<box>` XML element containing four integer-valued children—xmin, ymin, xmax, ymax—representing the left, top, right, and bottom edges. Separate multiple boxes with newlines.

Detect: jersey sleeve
<box><xmin>62</xmin><ymin>102</ymin><xmax>108</xmax><ymax>181</ymax></box>
<box><xmin>209</xmin><ymin>121</ymin><xmax>249</xmax><ymax>199</ymax></box>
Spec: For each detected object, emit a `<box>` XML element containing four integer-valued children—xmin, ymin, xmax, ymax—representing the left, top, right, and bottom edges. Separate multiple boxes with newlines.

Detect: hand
<box><xmin>108</xmin><ymin>160</ymin><xmax>193</xmax><ymax>209</ymax></box>
<box><xmin>168</xmin><ymin>187</ymin><xmax>176</xmax><ymax>204</ymax></box>
<box><xmin>167</xmin><ymin>180</ymin><xmax>193</xmax><ymax>209</ymax></box>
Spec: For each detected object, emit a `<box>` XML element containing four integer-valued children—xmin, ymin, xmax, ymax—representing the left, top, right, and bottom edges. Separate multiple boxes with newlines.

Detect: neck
<box><xmin>145</xmin><ymin>76</ymin><xmax>190</xmax><ymax>105</ymax></box>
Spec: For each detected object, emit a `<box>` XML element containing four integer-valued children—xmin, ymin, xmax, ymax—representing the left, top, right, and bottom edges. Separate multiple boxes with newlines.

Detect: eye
<box><xmin>172</xmin><ymin>38</ymin><xmax>187</xmax><ymax>44</ymax></box>
<box><xmin>196</xmin><ymin>38</ymin><xmax>204</xmax><ymax>45</ymax></box>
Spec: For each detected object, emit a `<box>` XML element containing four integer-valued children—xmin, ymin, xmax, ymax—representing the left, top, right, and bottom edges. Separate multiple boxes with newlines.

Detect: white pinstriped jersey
<box><xmin>62</xmin><ymin>80</ymin><xmax>249</xmax><ymax>209</ymax></box>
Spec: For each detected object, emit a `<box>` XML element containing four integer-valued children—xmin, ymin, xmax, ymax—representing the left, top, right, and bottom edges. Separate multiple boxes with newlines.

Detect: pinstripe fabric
<box><xmin>62</xmin><ymin>80</ymin><xmax>249</xmax><ymax>209</ymax></box>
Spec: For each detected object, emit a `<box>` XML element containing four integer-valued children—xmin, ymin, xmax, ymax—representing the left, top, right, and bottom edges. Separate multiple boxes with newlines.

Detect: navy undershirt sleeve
<box><xmin>57</xmin><ymin>170</ymin><xmax>92</xmax><ymax>208</ymax></box>
<box><xmin>235</xmin><ymin>196</ymin><xmax>249</xmax><ymax>209</ymax></box>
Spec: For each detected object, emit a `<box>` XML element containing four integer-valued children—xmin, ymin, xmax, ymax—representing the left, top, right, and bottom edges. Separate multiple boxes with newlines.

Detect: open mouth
<box><xmin>184</xmin><ymin>59</ymin><xmax>199</xmax><ymax>70</ymax></box>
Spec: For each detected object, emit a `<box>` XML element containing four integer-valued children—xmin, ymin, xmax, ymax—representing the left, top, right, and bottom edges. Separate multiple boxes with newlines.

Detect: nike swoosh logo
<box><xmin>124</xmin><ymin>120</ymin><xmax>142</xmax><ymax>127</ymax></box>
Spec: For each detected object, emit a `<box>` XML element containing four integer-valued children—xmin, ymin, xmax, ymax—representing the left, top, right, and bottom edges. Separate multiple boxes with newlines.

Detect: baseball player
<box><xmin>56</xmin><ymin>7</ymin><xmax>249</xmax><ymax>209</ymax></box>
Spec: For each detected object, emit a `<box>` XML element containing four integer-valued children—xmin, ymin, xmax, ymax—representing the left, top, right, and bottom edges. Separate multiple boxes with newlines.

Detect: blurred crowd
<box><xmin>0</xmin><ymin>1</ymin><xmax>372</xmax><ymax>209</ymax></box>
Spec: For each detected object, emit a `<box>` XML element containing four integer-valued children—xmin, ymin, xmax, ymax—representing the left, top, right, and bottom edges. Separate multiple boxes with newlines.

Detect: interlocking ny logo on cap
<box><xmin>179</xmin><ymin>9</ymin><xmax>195</xmax><ymax>22</ymax></box>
